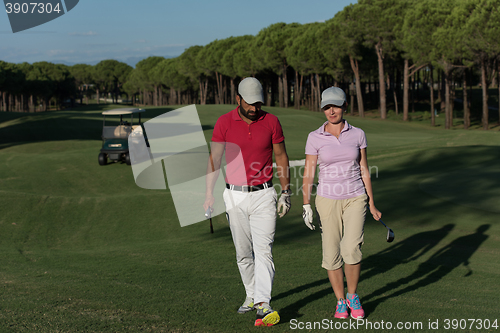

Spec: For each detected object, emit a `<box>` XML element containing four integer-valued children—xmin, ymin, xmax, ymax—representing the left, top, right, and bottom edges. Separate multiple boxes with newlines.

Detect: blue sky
<box><xmin>1</xmin><ymin>0</ymin><xmax>356</xmax><ymax>67</ymax></box>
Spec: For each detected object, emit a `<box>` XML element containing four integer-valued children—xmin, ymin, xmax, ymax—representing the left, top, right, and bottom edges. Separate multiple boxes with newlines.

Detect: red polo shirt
<box><xmin>212</xmin><ymin>107</ymin><xmax>285</xmax><ymax>186</ymax></box>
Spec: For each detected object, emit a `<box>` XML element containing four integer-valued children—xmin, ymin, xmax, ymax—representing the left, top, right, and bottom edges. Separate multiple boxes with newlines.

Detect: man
<box><xmin>204</xmin><ymin>77</ymin><xmax>291</xmax><ymax>327</ymax></box>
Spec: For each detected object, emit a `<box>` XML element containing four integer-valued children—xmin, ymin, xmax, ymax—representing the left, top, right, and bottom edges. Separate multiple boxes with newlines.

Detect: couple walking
<box><xmin>204</xmin><ymin>77</ymin><xmax>382</xmax><ymax>326</ymax></box>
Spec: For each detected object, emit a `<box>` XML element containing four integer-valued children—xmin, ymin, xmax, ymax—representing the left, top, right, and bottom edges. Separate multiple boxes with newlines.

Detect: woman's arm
<box><xmin>302</xmin><ymin>154</ymin><xmax>318</xmax><ymax>205</ymax></box>
<box><xmin>360</xmin><ymin>148</ymin><xmax>382</xmax><ymax>221</ymax></box>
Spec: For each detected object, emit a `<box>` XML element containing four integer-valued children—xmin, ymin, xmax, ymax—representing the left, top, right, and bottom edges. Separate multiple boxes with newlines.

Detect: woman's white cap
<box><xmin>238</xmin><ymin>77</ymin><xmax>264</xmax><ymax>104</ymax></box>
<box><xmin>320</xmin><ymin>87</ymin><xmax>346</xmax><ymax>108</ymax></box>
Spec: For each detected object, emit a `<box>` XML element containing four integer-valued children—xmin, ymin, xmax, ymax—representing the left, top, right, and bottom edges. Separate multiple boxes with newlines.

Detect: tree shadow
<box><xmin>0</xmin><ymin>107</ymin><xmax>214</xmax><ymax>151</ymax></box>
<box><xmin>362</xmin><ymin>224</ymin><xmax>490</xmax><ymax>314</ymax></box>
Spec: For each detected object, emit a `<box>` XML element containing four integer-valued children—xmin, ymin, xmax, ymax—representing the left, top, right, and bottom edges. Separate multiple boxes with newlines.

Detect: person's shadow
<box><xmin>361</xmin><ymin>224</ymin><xmax>455</xmax><ymax>282</ymax></box>
<box><xmin>274</xmin><ymin>224</ymin><xmax>457</xmax><ymax>323</ymax></box>
<box><xmin>362</xmin><ymin>224</ymin><xmax>490</xmax><ymax>314</ymax></box>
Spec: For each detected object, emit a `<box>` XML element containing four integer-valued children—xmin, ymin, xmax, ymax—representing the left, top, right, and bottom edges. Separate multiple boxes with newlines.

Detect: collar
<box><xmin>231</xmin><ymin>107</ymin><xmax>266</xmax><ymax>122</ymax></box>
<box><xmin>318</xmin><ymin>120</ymin><xmax>351</xmax><ymax>136</ymax></box>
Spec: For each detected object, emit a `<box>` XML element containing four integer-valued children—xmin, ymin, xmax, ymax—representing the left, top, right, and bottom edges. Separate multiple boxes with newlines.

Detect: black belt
<box><xmin>226</xmin><ymin>181</ymin><xmax>273</xmax><ymax>192</ymax></box>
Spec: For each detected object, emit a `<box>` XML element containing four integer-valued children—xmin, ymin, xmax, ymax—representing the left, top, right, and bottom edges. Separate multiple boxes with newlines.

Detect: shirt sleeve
<box><xmin>211</xmin><ymin>117</ymin><xmax>226</xmax><ymax>143</ymax></box>
<box><xmin>272</xmin><ymin>117</ymin><xmax>285</xmax><ymax>144</ymax></box>
<box><xmin>359</xmin><ymin>130</ymin><xmax>367</xmax><ymax>149</ymax></box>
<box><xmin>305</xmin><ymin>133</ymin><xmax>318</xmax><ymax>155</ymax></box>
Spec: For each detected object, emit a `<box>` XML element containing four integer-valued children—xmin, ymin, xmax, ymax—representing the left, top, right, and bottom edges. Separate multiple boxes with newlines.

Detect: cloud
<box><xmin>69</xmin><ymin>31</ymin><xmax>98</xmax><ymax>36</ymax></box>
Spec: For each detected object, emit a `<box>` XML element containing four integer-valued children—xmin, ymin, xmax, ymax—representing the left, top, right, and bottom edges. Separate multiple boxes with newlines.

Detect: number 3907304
<box><xmin>5</xmin><ymin>3</ymin><xmax>62</xmax><ymax>14</ymax></box>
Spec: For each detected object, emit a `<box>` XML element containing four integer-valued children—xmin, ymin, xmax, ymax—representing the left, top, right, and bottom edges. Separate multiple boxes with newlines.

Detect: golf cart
<box><xmin>98</xmin><ymin>108</ymin><xmax>145</xmax><ymax>166</ymax></box>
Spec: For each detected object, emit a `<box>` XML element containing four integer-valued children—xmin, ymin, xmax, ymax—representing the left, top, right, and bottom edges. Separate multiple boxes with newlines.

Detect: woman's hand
<box><xmin>369</xmin><ymin>205</ymin><xmax>382</xmax><ymax>221</ymax></box>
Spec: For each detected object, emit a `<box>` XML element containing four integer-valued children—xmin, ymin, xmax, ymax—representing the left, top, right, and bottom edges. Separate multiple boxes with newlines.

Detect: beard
<box><xmin>239</xmin><ymin>106</ymin><xmax>259</xmax><ymax>121</ymax></box>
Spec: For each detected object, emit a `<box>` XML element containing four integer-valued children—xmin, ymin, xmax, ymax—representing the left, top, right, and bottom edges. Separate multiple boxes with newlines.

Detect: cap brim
<box><xmin>241</xmin><ymin>94</ymin><xmax>264</xmax><ymax>105</ymax></box>
<box><xmin>321</xmin><ymin>99</ymin><xmax>345</xmax><ymax>109</ymax></box>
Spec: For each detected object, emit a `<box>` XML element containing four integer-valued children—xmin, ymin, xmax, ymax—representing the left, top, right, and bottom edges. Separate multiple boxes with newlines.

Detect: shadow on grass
<box><xmin>363</xmin><ymin>225</ymin><xmax>490</xmax><ymax>314</ymax></box>
<box><xmin>372</xmin><ymin>145</ymin><xmax>500</xmax><ymax>223</ymax></box>
<box><xmin>279</xmin><ymin>286</ymin><xmax>332</xmax><ymax>322</ymax></box>
<box><xmin>361</xmin><ymin>224</ymin><xmax>455</xmax><ymax>283</ymax></box>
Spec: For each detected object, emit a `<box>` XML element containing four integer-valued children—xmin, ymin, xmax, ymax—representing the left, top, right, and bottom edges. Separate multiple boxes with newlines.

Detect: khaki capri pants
<box><xmin>315</xmin><ymin>194</ymin><xmax>368</xmax><ymax>271</ymax></box>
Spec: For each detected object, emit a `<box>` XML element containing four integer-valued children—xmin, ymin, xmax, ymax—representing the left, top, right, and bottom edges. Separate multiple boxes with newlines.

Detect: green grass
<box><xmin>1</xmin><ymin>105</ymin><xmax>499</xmax><ymax>332</ymax></box>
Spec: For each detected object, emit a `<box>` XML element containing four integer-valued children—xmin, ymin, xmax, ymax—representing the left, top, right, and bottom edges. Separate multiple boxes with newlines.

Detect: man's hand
<box><xmin>302</xmin><ymin>204</ymin><xmax>315</xmax><ymax>230</ymax></box>
<box><xmin>204</xmin><ymin>194</ymin><xmax>214</xmax><ymax>216</ymax></box>
<box><xmin>277</xmin><ymin>192</ymin><xmax>291</xmax><ymax>218</ymax></box>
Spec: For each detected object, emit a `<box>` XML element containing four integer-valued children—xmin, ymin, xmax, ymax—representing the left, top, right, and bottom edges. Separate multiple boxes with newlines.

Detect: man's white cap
<box><xmin>238</xmin><ymin>77</ymin><xmax>264</xmax><ymax>104</ymax></box>
<box><xmin>320</xmin><ymin>87</ymin><xmax>346</xmax><ymax>108</ymax></box>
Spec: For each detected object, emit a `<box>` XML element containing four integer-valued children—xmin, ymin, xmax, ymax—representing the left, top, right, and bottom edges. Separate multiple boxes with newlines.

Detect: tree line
<box><xmin>1</xmin><ymin>0</ymin><xmax>499</xmax><ymax>129</ymax></box>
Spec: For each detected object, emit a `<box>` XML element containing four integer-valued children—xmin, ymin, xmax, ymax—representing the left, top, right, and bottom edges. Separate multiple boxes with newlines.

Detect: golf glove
<box><xmin>302</xmin><ymin>204</ymin><xmax>315</xmax><ymax>230</ymax></box>
<box><xmin>277</xmin><ymin>192</ymin><xmax>291</xmax><ymax>218</ymax></box>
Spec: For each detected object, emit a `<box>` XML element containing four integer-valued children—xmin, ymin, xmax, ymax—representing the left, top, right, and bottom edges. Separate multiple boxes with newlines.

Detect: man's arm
<box><xmin>273</xmin><ymin>141</ymin><xmax>290</xmax><ymax>191</ymax></box>
<box><xmin>204</xmin><ymin>142</ymin><xmax>225</xmax><ymax>211</ymax></box>
<box><xmin>274</xmin><ymin>141</ymin><xmax>291</xmax><ymax>218</ymax></box>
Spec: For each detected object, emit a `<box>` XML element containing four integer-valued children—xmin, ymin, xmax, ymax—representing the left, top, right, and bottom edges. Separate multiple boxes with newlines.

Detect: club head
<box><xmin>386</xmin><ymin>228</ymin><xmax>395</xmax><ymax>243</ymax></box>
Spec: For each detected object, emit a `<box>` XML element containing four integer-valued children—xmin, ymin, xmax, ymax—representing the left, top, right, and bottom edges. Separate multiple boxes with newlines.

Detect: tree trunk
<box><xmin>481</xmin><ymin>58</ymin><xmax>489</xmax><ymax>130</ymax></box>
<box><xmin>315</xmin><ymin>74</ymin><xmax>321</xmax><ymax>112</ymax></box>
<box><xmin>349</xmin><ymin>56</ymin><xmax>364</xmax><ymax>117</ymax></box>
<box><xmin>403</xmin><ymin>59</ymin><xmax>409</xmax><ymax>121</ymax></box>
<box><xmin>350</xmin><ymin>82</ymin><xmax>355</xmax><ymax>114</ymax></box>
<box><xmin>283</xmin><ymin>64</ymin><xmax>288</xmax><ymax>108</ymax></box>
<box><xmin>430</xmin><ymin>66</ymin><xmax>435</xmax><ymax>127</ymax></box>
<box><xmin>199</xmin><ymin>79</ymin><xmax>208</xmax><ymax>105</ymax></box>
<box><xmin>294</xmin><ymin>71</ymin><xmax>300</xmax><ymax>109</ymax></box>
<box><xmin>375</xmin><ymin>41</ymin><xmax>386</xmax><ymax>119</ymax></box>
<box><xmin>444</xmin><ymin>70</ymin><xmax>452</xmax><ymax>129</ymax></box>
<box><xmin>278</xmin><ymin>76</ymin><xmax>284</xmax><ymax>108</ymax></box>
<box><xmin>463</xmin><ymin>70</ymin><xmax>469</xmax><ymax>129</ymax></box>
<box><xmin>215</xmin><ymin>72</ymin><xmax>223</xmax><ymax>104</ymax></box>
<box><xmin>411</xmin><ymin>74</ymin><xmax>415</xmax><ymax>113</ymax></box>
<box><xmin>230</xmin><ymin>78</ymin><xmax>235</xmax><ymax>105</ymax></box>
<box><xmin>440</xmin><ymin>71</ymin><xmax>446</xmax><ymax>114</ymax></box>
<box><xmin>389</xmin><ymin>73</ymin><xmax>398</xmax><ymax>116</ymax></box>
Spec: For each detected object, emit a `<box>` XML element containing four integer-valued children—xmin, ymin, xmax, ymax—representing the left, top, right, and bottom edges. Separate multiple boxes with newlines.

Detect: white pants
<box><xmin>223</xmin><ymin>187</ymin><xmax>277</xmax><ymax>305</ymax></box>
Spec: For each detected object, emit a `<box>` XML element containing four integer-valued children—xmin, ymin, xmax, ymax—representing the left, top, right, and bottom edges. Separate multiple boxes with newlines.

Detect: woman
<box><xmin>301</xmin><ymin>87</ymin><xmax>382</xmax><ymax>320</ymax></box>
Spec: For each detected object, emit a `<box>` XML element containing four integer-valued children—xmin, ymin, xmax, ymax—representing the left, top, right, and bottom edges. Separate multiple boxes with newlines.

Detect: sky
<box><xmin>1</xmin><ymin>0</ymin><xmax>356</xmax><ymax>68</ymax></box>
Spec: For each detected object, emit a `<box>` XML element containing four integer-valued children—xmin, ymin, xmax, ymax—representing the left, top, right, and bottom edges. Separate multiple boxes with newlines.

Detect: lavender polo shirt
<box><xmin>305</xmin><ymin>120</ymin><xmax>367</xmax><ymax>200</ymax></box>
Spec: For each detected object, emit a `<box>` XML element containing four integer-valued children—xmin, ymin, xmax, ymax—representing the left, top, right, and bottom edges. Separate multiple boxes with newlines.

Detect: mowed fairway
<box><xmin>1</xmin><ymin>105</ymin><xmax>499</xmax><ymax>332</ymax></box>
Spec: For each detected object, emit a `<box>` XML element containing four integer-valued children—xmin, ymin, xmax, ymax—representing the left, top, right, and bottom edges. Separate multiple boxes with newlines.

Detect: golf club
<box><xmin>205</xmin><ymin>207</ymin><xmax>214</xmax><ymax>234</ymax></box>
<box><xmin>378</xmin><ymin>219</ymin><xmax>394</xmax><ymax>242</ymax></box>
